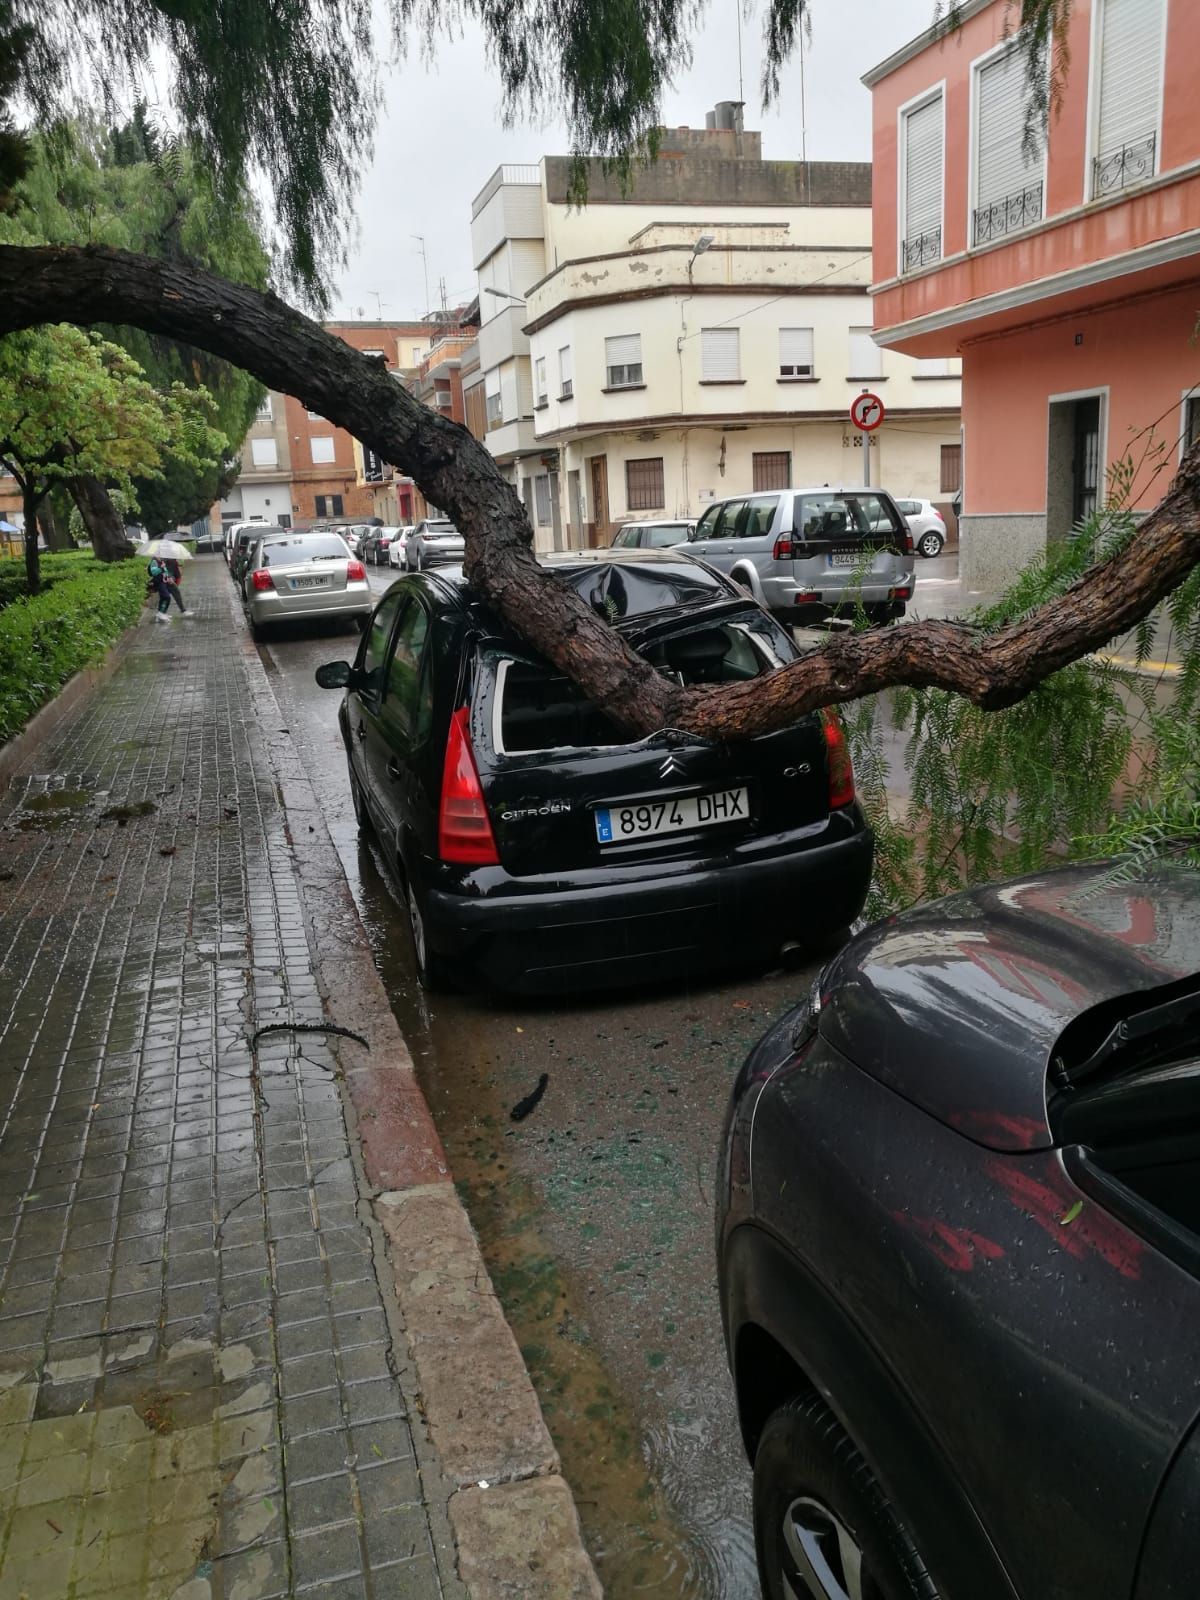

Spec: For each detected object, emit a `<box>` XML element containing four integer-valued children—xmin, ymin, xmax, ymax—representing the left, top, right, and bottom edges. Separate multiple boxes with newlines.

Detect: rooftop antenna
<box><xmin>412</xmin><ymin>235</ymin><xmax>431</xmax><ymax>316</ymax></box>
<box><xmin>368</xmin><ymin>290</ymin><xmax>387</xmax><ymax>319</ymax></box>
<box><xmin>735</xmin><ymin>0</ymin><xmax>744</xmax><ymax>103</ymax></box>
<box><xmin>799</xmin><ymin>20</ymin><xmax>808</xmax><ymax>164</ymax></box>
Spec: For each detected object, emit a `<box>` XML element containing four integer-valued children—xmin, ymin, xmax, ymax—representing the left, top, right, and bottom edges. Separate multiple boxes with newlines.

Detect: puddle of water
<box><xmin>17</xmin><ymin>788</ymin><xmax>93</xmax><ymax>830</ymax></box>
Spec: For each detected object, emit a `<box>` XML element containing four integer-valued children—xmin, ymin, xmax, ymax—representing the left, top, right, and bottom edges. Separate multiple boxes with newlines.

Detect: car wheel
<box><xmin>754</xmin><ymin>1393</ymin><xmax>938</xmax><ymax>1600</ymax></box>
<box><xmin>917</xmin><ymin>531</ymin><xmax>944</xmax><ymax>559</ymax></box>
<box><xmin>403</xmin><ymin>875</ymin><xmax>454</xmax><ymax>991</ymax></box>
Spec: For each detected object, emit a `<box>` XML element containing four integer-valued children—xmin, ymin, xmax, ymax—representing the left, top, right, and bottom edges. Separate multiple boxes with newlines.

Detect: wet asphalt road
<box><xmin>246</xmin><ymin>553</ymin><xmax>961</xmax><ymax>1598</ymax></box>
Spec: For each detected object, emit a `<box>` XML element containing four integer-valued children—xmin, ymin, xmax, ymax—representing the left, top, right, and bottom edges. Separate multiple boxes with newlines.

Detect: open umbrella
<box><xmin>136</xmin><ymin>538</ymin><xmax>194</xmax><ymax>560</ymax></box>
<box><xmin>0</xmin><ymin>520</ymin><xmax>19</xmax><ymax>534</ymax></box>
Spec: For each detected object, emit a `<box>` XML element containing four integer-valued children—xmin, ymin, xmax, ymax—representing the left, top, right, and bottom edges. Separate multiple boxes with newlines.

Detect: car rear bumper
<box><xmin>418</xmin><ymin>543</ymin><xmax>466</xmax><ymax>565</ymax></box>
<box><xmin>246</xmin><ymin>587</ymin><xmax>373</xmax><ymax>626</ymax></box>
<box><xmin>424</xmin><ymin>822</ymin><xmax>873</xmax><ymax>993</ymax></box>
<box><xmin>761</xmin><ymin>570</ymin><xmax>914</xmax><ymax>613</ymax></box>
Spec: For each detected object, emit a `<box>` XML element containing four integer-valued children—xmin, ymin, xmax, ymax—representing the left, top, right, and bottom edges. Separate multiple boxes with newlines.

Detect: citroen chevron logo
<box><xmin>659</xmin><ymin>753</ymin><xmax>685</xmax><ymax>779</ymax></box>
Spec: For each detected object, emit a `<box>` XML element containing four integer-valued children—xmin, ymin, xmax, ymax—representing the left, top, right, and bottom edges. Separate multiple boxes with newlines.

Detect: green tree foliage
<box><xmin>7</xmin><ymin>117</ymin><xmax>266</xmax><ymax>528</ymax></box>
<box><xmin>0</xmin><ymin>326</ymin><xmax>226</xmax><ymax>590</ymax></box>
<box><xmin>0</xmin><ymin>0</ymin><xmax>1074</xmax><ymax>298</ymax></box>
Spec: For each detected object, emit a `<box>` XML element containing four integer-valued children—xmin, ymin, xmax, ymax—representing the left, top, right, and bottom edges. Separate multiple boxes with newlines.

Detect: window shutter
<box><xmin>1096</xmin><ymin>0</ymin><xmax>1164</xmax><ymax>160</ymax></box>
<box><xmin>848</xmin><ymin>328</ymin><xmax>881</xmax><ymax>378</ymax></box>
<box><xmin>250</xmin><ymin>438</ymin><xmax>278</xmax><ymax>468</ymax></box>
<box><xmin>605</xmin><ymin>334</ymin><xmax>641</xmax><ymax>368</ymax></box>
<box><xmin>484</xmin><ymin>369</ymin><xmax>501</xmax><ymax>399</ymax></box>
<box><xmin>701</xmin><ymin>328</ymin><xmax>740</xmax><ymax>381</ymax></box>
<box><xmin>977</xmin><ymin>45</ymin><xmax>1042</xmax><ymax>212</ymax></box>
<box><xmin>535</xmin><ymin>357</ymin><xmax>547</xmax><ymax>400</ymax></box>
<box><xmin>903</xmin><ymin>94</ymin><xmax>943</xmax><ymax>243</ymax></box>
<box><xmin>558</xmin><ymin>346</ymin><xmax>573</xmax><ymax>393</ymax></box>
<box><xmin>778</xmin><ymin>327</ymin><xmax>814</xmax><ymax>376</ymax></box>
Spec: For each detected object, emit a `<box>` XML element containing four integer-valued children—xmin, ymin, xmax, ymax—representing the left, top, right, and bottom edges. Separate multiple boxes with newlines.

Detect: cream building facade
<box><xmin>470</xmin><ymin>114</ymin><xmax>963</xmax><ymax>552</ymax></box>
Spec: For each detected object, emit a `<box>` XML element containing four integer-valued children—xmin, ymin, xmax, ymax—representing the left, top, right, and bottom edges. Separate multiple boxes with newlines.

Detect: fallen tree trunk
<box><xmin>1</xmin><ymin>241</ymin><xmax>1197</xmax><ymax>739</ymax></box>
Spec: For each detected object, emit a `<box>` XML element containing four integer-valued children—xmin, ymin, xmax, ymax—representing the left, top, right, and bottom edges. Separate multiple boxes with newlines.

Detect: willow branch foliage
<box><xmin>1</xmin><ymin>0</ymin><xmax>1080</xmax><ymax>298</ymax></box>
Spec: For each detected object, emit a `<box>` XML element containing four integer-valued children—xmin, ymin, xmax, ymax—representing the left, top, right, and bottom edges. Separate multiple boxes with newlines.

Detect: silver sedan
<box><xmin>243</xmin><ymin>532</ymin><xmax>373</xmax><ymax>638</ymax></box>
<box><xmin>406</xmin><ymin>519</ymin><xmax>464</xmax><ymax>571</ymax></box>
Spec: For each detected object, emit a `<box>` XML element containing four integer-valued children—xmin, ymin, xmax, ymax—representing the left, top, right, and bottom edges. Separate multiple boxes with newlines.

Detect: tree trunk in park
<box><xmin>1</xmin><ymin>242</ymin><xmax>1199</xmax><ymax>738</ymax></box>
<box><xmin>69</xmin><ymin>475</ymin><xmax>136</xmax><ymax>562</ymax></box>
<box><xmin>21</xmin><ymin>485</ymin><xmax>43</xmax><ymax>594</ymax></box>
<box><xmin>38</xmin><ymin>500</ymin><xmax>70</xmax><ymax>551</ymax></box>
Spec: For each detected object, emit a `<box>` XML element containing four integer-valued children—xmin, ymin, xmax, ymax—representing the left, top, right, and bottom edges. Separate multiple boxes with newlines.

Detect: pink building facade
<box><xmin>865</xmin><ymin>0</ymin><xmax>1200</xmax><ymax>590</ymax></box>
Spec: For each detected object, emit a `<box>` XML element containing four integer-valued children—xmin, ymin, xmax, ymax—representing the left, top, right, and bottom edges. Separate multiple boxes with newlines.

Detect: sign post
<box><xmin>849</xmin><ymin>390</ymin><xmax>886</xmax><ymax>488</ymax></box>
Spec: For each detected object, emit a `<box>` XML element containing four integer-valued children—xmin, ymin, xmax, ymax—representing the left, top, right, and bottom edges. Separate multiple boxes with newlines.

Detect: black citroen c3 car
<box><xmin>315</xmin><ymin>549</ymin><xmax>873</xmax><ymax>993</ymax></box>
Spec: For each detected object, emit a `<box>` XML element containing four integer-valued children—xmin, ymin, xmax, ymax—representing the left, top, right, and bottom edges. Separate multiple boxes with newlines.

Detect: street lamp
<box><xmin>688</xmin><ymin>233</ymin><xmax>715</xmax><ymax>283</ymax></box>
<box><xmin>483</xmin><ymin>287</ymin><xmax>526</xmax><ymax>305</ymax></box>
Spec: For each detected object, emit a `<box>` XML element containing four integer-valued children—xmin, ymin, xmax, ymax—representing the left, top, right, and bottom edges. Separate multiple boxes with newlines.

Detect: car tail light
<box><xmin>772</xmin><ymin>534</ymin><xmax>794</xmax><ymax>561</ymax></box>
<box><xmin>794</xmin><ymin>591</ymin><xmax>819</xmax><ymax>604</ymax></box>
<box><xmin>933</xmin><ymin>510</ymin><xmax>945</xmax><ymax>524</ymax></box>
<box><xmin>347</xmin><ymin>560</ymin><xmax>366</xmax><ymax>580</ymax></box>
<box><xmin>438</xmin><ymin>706</ymin><xmax>499</xmax><ymax>865</ymax></box>
<box><xmin>250</xmin><ymin>569</ymin><xmax>274</xmax><ymax>591</ymax></box>
<box><xmin>822</xmin><ymin>709</ymin><xmax>855</xmax><ymax>808</ymax></box>
<box><xmin>892</xmin><ymin>582</ymin><xmax>913</xmax><ymax>601</ymax></box>
<box><xmin>904</xmin><ymin>530</ymin><xmax>915</xmax><ymax>554</ymax></box>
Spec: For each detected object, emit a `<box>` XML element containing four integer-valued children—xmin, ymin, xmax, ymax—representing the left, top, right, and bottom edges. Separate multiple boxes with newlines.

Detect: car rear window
<box><xmin>896</xmin><ymin>500</ymin><xmax>921</xmax><ymax>515</ymax></box>
<box><xmin>645</xmin><ymin>525</ymin><xmax>688</xmax><ymax>547</ymax></box>
<box><xmin>423</xmin><ymin>522</ymin><xmax>458</xmax><ymax>534</ymax></box>
<box><xmin>491</xmin><ymin>614</ymin><xmax>789</xmax><ymax>754</ymax></box>
<box><xmin>794</xmin><ymin>492</ymin><xmax>904</xmax><ymax>539</ymax></box>
<box><xmin>564</xmin><ymin>561</ymin><xmax>727</xmax><ymax>619</ymax></box>
<box><xmin>261</xmin><ymin>535</ymin><xmax>350</xmax><ymax>565</ymax></box>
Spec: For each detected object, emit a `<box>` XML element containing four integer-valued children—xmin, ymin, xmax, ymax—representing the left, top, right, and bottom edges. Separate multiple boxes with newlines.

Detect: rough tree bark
<box><xmin>69</xmin><ymin>475</ymin><xmax>137</xmax><ymax>562</ymax></box>
<box><xmin>0</xmin><ymin>242</ymin><xmax>1197</xmax><ymax>739</ymax></box>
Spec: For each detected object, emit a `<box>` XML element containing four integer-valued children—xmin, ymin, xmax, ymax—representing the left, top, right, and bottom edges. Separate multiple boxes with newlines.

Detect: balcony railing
<box><xmin>901</xmin><ymin>227</ymin><xmax>942</xmax><ymax>273</ymax></box>
<box><xmin>471</xmin><ymin>163</ymin><xmax>543</xmax><ymax>219</ymax></box>
<box><xmin>1092</xmin><ymin>133</ymin><xmax>1156</xmax><ymax>200</ymax></box>
<box><xmin>972</xmin><ymin>180</ymin><xmax>1044</xmax><ymax>246</ymax></box>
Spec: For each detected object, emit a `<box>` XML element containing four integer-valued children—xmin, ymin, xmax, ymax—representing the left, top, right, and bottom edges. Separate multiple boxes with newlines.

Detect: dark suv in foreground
<box><xmin>316</xmin><ymin>550</ymin><xmax>873</xmax><ymax>993</ymax></box>
<box><xmin>719</xmin><ymin>861</ymin><xmax>1200</xmax><ymax>1600</ymax></box>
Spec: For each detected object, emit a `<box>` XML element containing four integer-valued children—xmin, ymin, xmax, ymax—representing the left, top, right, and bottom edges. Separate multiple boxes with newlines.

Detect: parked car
<box><xmin>688</xmin><ymin>487</ymin><xmax>914</xmax><ymax>626</ymax></box>
<box><xmin>388</xmin><ymin>526</ymin><xmax>416</xmax><ymax>568</ymax></box>
<box><xmin>193</xmin><ymin>525</ymin><xmax>224</xmax><ymax>554</ymax></box>
<box><xmin>894</xmin><ymin>495</ymin><xmax>947</xmax><ymax>558</ymax></box>
<box><xmin>230</xmin><ymin>523</ymin><xmax>283</xmax><ymax>589</ymax></box>
<box><xmin>718</xmin><ymin>859</ymin><xmax>1200</xmax><ymax>1600</ymax></box>
<box><xmin>610</xmin><ymin>519</ymin><xmax>695</xmax><ymax>550</ymax></box>
<box><xmin>359</xmin><ymin>527</ymin><xmax>386</xmax><ymax>564</ymax></box>
<box><xmin>405</xmin><ymin>518</ymin><xmax>464</xmax><ymax>571</ymax></box>
<box><xmin>315</xmin><ymin>550</ymin><xmax>873</xmax><ymax>993</ymax></box>
<box><xmin>243</xmin><ymin>530</ymin><xmax>372</xmax><ymax>639</ymax></box>
<box><xmin>370</xmin><ymin>526</ymin><xmax>403</xmax><ymax>566</ymax></box>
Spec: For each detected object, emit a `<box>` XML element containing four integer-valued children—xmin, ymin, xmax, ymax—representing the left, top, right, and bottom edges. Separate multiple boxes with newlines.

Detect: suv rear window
<box><xmin>492</xmin><ymin>615</ymin><xmax>790</xmax><ymax>754</ymax></box>
<box><xmin>794</xmin><ymin>492</ymin><xmax>905</xmax><ymax>540</ymax></box>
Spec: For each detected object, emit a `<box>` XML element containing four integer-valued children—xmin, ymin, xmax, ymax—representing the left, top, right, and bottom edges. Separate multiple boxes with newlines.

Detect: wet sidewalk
<box><xmin>0</xmin><ymin>561</ymin><xmax>560</xmax><ymax>1599</ymax></box>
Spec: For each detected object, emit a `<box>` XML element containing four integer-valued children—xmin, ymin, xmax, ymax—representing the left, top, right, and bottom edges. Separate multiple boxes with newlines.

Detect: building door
<box><xmin>1072</xmin><ymin>397</ymin><xmax>1101</xmax><ymax>525</ymax></box>
<box><xmin>1046</xmin><ymin>393</ymin><xmax>1105</xmax><ymax>542</ymax></box>
<box><xmin>587</xmin><ymin>456</ymin><xmax>609</xmax><ymax>548</ymax></box>
<box><xmin>549</xmin><ymin>471</ymin><xmax>564</xmax><ymax>550</ymax></box>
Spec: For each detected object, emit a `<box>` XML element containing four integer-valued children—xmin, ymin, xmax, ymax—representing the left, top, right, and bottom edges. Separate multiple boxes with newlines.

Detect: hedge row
<box><xmin>0</xmin><ymin>556</ymin><xmax>148</xmax><ymax>744</ymax></box>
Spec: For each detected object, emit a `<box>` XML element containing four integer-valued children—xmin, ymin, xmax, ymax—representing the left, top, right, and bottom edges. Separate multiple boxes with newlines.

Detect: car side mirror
<box><xmin>315</xmin><ymin>660</ymin><xmax>352</xmax><ymax>690</ymax></box>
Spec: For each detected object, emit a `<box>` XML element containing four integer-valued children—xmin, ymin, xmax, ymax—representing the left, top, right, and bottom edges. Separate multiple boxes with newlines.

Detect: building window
<box><xmin>411</xmin><ymin>347</ymin><xmax>422</xmax><ymax>364</ymax></box>
<box><xmin>940</xmin><ymin>444</ymin><xmax>963</xmax><ymax>494</ymax></box>
<box><xmin>778</xmin><ymin>327</ymin><xmax>814</xmax><ymax>379</ymax></box>
<box><xmin>558</xmin><ymin>345</ymin><xmax>573</xmax><ymax>399</ymax></box>
<box><xmin>533</xmin><ymin>474</ymin><xmax>552</xmax><ymax>526</ymax></box>
<box><xmin>1183</xmin><ymin>395</ymin><xmax>1200</xmax><ymax>457</ymax></box>
<box><xmin>914</xmin><ymin>356</ymin><xmax>953</xmax><ymax>377</ymax></box>
<box><xmin>700</xmin><ymin>328</ymin><xmax>741</xmax><ymax>382</ymax></box>
<box><xmin>315</xmin><ymin>494</ymin><xmax>344</xmax><ymax>517</ymax></box>
<box><xmin>310</xmin><ymin>436</ymin><xmax>336</xmax><ymax>465</ymax></box>
<box><xmin>974</xmin><ymin>42</ymin><xmax>1045</xmax><ymax>245</ymax></box>
<box><xmin>753</xmin><ymin>452</ymin><xmax>792</xmax><ymax>492</ymax></box>
<box><xmin>535</xmin><ymin>356</ymin><xmax>548</xmax><ymax>406</ymax></box>
<box><xmin>900</xmin><ymin>90</ymin><xmax>944</xmax><ymax>271</ymax></box>
<box><xmin>485</xmin><ymin>370</ymin><xmax>503</xmax><ymax>427</ymax></box>
<box><xmin>625</xmin><ymin>457</ymin><xmax>664</xmax><ymax>512</ymax></box>
<box><xmin>250</xmin><ymin>438</ymin><xmax>278</xmax><ymax>468</ymax></box>
<box><xmin>605</xmin><ymin>334</ymin><xmax>643</xmax><ymax>389</ymax></box>
<box><xmin>1092</xmin><ymin>0</ymin><xmax>1164</xmax><ymax>198</ymax></box>
<box><xmin>848</xmin><ymin>328</ymin><xmax>882</xmax><ymax>379</ymax></box>
<box><xmin>255</xmin><ymin>396</ymin><xmax>273</xmax><ymax>422</ymax></box>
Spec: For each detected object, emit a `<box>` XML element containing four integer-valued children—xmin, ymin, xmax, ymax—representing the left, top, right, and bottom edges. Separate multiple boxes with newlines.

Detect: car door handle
<box><xmin>386</xmin><ymin>757</ymin><xmax>404</xmax><ymax>781</ymax></box>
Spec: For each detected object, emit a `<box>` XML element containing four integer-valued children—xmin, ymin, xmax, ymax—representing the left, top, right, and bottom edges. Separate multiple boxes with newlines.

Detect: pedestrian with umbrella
<box><xmin>138</xmin><ymin>538</ymin><xmax>193</xmax><ymax>620</ymax></box>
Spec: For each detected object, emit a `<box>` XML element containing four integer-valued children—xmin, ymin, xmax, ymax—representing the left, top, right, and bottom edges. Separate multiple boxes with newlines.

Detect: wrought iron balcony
<box><xmin>1092</xmin><ymin>134</ymin><xmax>1156</xmax><ymax>200</ymax></box>
<box><xmin>972</xmin><ymin>181</ymin><xmax>1044</xmax><ymax>246</ymax></box>
<box><xmin>901</xmin><ymin>227</ymin><xmax>942</xmax><ymax>272</ymax></box>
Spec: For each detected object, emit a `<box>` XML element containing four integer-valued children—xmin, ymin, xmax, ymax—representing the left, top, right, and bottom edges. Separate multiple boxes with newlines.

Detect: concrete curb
<box><xmin>0</xmin><ymin>608</ymin><xmax>147</xmax><ymax>794</ymax></box>
<box><xmin>224</xmin><ymin>581</ymin><xmax>602</xmax><ymax>1597</ymax></box>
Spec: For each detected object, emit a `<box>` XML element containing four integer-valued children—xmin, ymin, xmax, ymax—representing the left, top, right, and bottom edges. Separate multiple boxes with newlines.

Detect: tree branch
<box><xmin>0</xmin><ymin>241</ymin><xmax>1196</xmax><ymax>740</ymax></box>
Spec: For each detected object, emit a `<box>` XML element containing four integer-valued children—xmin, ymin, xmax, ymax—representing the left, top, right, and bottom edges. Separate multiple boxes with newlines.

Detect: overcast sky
<box><xmin>329</xmin><ymin>0</ymin><xmax>936</xmax><ymax>322</ymax></box>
